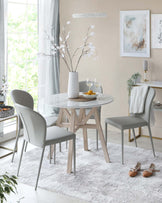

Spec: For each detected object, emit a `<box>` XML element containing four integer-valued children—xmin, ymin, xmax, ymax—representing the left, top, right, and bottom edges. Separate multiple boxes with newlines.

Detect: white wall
<box><xmin>60</xmin><ymin>0</ymin><xmax>162</xmax><ymax>138</ymax></box>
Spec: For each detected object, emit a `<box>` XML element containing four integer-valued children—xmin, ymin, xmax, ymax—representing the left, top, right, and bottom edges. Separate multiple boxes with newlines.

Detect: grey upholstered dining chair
<box><xmin>79</xmin><ymin>81</ymin><xmax>103</xmax><ymax>150</ymax></box>
<box><xmin>15</xmin><ymin>103</ymin><xmax>76</xmax><ymax>190</ymax></box>
<box><xmin>105</xmin><ymin>87</ymin><xmax>156</xmax><ymax>164</ymax></box>
<box><xmin>11</xmin><ymin>89</ymin><xmax>58</xmax><ymax>162</ymax></box>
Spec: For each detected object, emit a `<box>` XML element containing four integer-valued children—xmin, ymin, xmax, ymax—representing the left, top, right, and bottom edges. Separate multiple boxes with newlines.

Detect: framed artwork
<box><xmin>151</xmin><ymin>14</ymin><xmax>162</xmax><ymax>48</ymax></box>
<box><xmin>120</xmin><ymin>10</ymin><xmax>150</xmax><ymax>57</ymax></box>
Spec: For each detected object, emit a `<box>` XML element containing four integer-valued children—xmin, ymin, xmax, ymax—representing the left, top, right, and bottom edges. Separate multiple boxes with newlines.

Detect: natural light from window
<box><xmin>7</xmin><ymin>0</ymin><xmax>38</xmax><ymax>108</ymax></box>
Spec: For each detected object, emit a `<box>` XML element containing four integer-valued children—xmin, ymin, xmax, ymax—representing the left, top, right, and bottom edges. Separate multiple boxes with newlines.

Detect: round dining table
<box><xmin>47</xmin><ymin>93</ymin><xmax>113</xmax><ymax>173</ymax></box>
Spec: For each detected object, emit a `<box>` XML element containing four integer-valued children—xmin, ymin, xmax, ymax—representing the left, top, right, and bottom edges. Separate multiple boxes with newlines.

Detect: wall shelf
<box><xmin>136</xmin><ymin>81</ymin><xmax>162</xmax><ymax>89</ymax></box>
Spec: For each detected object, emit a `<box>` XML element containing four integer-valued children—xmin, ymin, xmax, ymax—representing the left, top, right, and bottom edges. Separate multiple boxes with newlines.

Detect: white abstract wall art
<box><xmin>120</xmin><ymin>10</ymin><xmax>150</xmax><ymax>57</ymax></box>
<box><xmin>151</xmin><ymin>14</ymin><xmax>162</xmax><ymax>48</ymax></box>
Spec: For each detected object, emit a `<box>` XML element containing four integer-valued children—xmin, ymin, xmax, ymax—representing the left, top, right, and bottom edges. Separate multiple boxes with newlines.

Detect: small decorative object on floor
<box><xmin>45</xmin><ymin>21</ymin><xmax>96</xmax><ymax>98</ymax></box>
<box><xmin>129</xmin><ymin>162</ymin><xmax>141</xmax><ymax>177</ymax></box>
<box><xmin>143</xmin><ymin>163</ymin><xmax>155</xmax><ymax>177</ymax></box>
<box><xmin>143</xmin><ymin>60</ymin><xmax>149</xmax><ymax>82</ymax></box>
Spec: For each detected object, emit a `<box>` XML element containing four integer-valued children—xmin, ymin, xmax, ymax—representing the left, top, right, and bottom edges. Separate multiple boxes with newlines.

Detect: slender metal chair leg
<box><xmin>121</xmin><ymin>130</ymin><xmax>124</xmax><ymax>165</ymax></box>
<box><xmin>73</xmin><ymin>138</ymin><xmax>76</xmax><ymax>175</ymax></box>
<box><xmin>148</xmin><ymin>125</ymin><xmax>155</xmax><ymax>157</ymax></box>
<box><xmin>11</xmin><ymin>127</ymin><xmax>20</xmax><ymax>163</ymax></box>
<box><xmin>132</xmin><ymin>128</ymin><xmax>137</xmax><ymax>147</ymax></box>
<box><xmin>59</xmin><ymin>143</ymin><xmax>61</xmax><ymax>152</ymax></box>
<box><xmin>17</xmin><ymin>140</ymin><xmax>25</xmax><ymax>176</ymax></box>
<box><xmin>96</xmin><ymin>130</ymin><xmax>98</xmax><ymax>150</ymax></box>
<box><xmin>54</xmin><ymin>144</ymin><xmax>56</xmax><ymax>164</ymax></box>
<box><xmin>24</xmin><ymin>141</ymin><xmax>28</xmax><ymax>152</ymax></box>
<box><xmin>50</xmin><ymin>145</ymin><xmax>52</xmax><ymax>164</ymax></box>
<box><xmin>105</xmin><ymin>122</ymin><xmax>107</xmax><ymax>145</ymax></box>
<box><xmin>35</xmin><ymin>147</ymin><xmax>45</xmax><ymax>190</ymax></box>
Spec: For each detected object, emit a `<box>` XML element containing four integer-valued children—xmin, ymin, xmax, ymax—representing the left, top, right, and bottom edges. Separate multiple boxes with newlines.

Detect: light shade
<box><xmin>72</xmin><ymin>12</ymin><xmax>107</xmax><ymax>18</ymax></box>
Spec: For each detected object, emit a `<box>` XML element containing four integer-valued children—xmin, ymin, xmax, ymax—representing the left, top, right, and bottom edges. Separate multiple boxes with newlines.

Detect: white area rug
<box><xmin>2</xmin><ymin>138</ymin><xmax>162</xmax><ymax>203</ymax></box>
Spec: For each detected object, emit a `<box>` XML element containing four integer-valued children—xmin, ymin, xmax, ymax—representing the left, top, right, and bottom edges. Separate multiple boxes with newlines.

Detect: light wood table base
<box><xmin>56</xmin><ymin>107</ymin><xmax>110</xmax><ymax>173</ymax></box>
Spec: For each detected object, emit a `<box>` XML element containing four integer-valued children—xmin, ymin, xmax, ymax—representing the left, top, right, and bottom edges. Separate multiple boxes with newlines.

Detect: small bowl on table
<box><xmin>81</xmin><ymin>90</ymin><xmax>98</xmax><ymax>99</ymax></box>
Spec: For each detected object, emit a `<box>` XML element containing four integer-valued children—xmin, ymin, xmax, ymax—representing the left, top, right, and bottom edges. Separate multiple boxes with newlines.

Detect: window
<box><xmin>7</xmin><ymin>0</ymin><xmax>38</xmax><ymax>108</ymax></box>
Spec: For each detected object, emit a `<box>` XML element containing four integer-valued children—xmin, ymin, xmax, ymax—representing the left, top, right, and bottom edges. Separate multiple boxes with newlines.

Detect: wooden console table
<box><xmin>0</xmin><ymin>114</ymin><xmax>18</xmax><ymax>159</ymax></box>
<box><xmin>129</xmin><ymin>81</ymin><xmax>162</xmax><ymax>142</ymax></box>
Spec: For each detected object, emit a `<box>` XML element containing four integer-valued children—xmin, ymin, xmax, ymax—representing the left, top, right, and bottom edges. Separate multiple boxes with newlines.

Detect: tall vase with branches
<box><xmin>46</xmin><ymin>21</ymin><xmax>96</xmax><ymax>98</ymax></box>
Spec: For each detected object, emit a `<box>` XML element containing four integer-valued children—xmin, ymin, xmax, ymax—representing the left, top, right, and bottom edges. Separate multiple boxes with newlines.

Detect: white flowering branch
<box><xmin>44</xmin><ymin>21</ymin><xmax>96</xmax><ymax>72</ymax></box>
<box><xmin>0</xmin><ymin>75</ymin><xmax>8</xmax><ymax>97</ymax></box>
<box><xmin>74</xmin><ymin>25</ymin><xmax>95</xmax><ymax>71</ymax></box>
<box><xmin>62</xmin><ymin>29</ymin><xmax>74</xmax><ymax>71</ymax></box>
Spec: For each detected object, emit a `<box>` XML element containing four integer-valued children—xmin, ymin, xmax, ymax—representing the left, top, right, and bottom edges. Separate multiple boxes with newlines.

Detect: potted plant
<box><xmin>127</xmin><ymin>72</ymin><xmax>141</xmax><ymax>96</ymax></box>
<box><xmin>0</xmin><ymin>173</ymin><xmax>17</xmax><ymax>203</ymax></box>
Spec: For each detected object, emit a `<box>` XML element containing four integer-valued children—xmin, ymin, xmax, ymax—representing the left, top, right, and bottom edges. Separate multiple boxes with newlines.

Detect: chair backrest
<box><xmin>15</xmin><ymin>104</ymin><xmax>46</xmax><ymax>148</ymax></box>
<box><xmin>11</xmin><ymin>89</ymin><xmax>34</xmax><ymax>109</ymax></box>
<box><xmin>140</xmin><ymin>87</ymin><xmax>155</xmax><ymax>123</ymax></box>
<box><xmin>11</xmin><ymin>89</ymin><xmax>34</xmax><ymax>128</ymax></box>
<box><xmin>79</xmin><ymin>81</ymin><xmax>103</xmax><ymax>93</ymax></box>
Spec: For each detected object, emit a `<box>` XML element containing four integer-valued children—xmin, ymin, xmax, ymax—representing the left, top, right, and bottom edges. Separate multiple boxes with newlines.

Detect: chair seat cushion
<box><xmin>44</xmin><ymin>116</ymin><xmax>58</xmax><ymax>127</ymax></box>
<box><xmin>45</xmin><ymin>126</ymin><xmax>75</xmax><ymax>146</ymax></box>
<box><xmin>105</xmin><ymin>116</ymin><xmax>148</xmax><ymax>130</ymax></box>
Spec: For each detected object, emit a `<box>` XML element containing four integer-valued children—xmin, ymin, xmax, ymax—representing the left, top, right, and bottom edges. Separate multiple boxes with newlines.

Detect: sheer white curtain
<box><xmin>38</xmin><ymin>0</ymin><xmax>60</xmax><ymax>116</ymax></box>
<box><xmin>0</xmin><ymin>0</ymin><xmax>7</xmax><ymax>92</ymax></box>
<box><xmin>0</xmin><ymin>0</ymin><xmax>7</xmax><ymax>135</ymax></box>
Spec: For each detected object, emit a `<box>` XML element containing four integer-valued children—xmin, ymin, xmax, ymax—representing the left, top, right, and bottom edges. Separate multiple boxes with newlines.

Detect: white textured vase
<box><xmin>68</xmin><ymin>72</ymin><xmax>79</xmax><ymax>98</ymax></box>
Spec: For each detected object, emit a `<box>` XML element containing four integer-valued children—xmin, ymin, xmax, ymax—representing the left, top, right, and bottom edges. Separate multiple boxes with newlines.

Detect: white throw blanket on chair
<box><xmin>129</xmin><ymin>86</ymin><xmax>149</xmax><ymax>114</ymax></box>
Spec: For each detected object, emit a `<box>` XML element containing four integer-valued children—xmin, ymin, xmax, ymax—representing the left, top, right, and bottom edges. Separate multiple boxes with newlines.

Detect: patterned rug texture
<box><xmin>2</xmin><ymin>138</ymin><xmax>162</xmax><ymax>203</ymax></box>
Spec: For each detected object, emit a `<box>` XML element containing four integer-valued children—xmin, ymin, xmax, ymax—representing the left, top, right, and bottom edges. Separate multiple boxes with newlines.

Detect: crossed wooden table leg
<box><xmin>56</xmin><ymin>107</ymin><xmax>110</xmax><ymax>173</ymax></box>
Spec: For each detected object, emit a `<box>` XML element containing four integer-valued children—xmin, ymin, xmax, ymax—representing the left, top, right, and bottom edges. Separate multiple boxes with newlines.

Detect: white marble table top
<box><xmin>47</xmin><ymin>93</ymin><xmax>113</xmax><ymax>109</ymax></box>
<box><xmin>136</xmin><ymin>81</ymin><xmax>162</xmax><ymax>88</ymax></box>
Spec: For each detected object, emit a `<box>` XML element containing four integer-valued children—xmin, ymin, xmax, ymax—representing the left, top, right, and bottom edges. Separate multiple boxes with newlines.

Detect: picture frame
<box><xmin>151</xmin><ymin>14</ymin><xmax>162</xmax><ymax>48</ymax></box>
<box><xmin>120</xmin><ymin>10</ymin><xmax>150</xmax><ymax>57</ymax></box>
